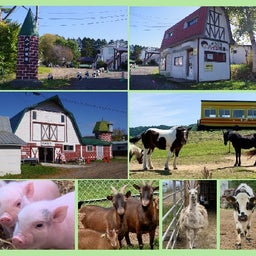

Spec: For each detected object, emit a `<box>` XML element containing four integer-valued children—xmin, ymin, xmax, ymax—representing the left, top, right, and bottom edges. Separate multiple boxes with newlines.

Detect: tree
<box><xmin>0</xmin><ymin>21</ymin><xmax>19</xmax><ymax>74</ymax></box>
<box><xmin>226</xmin><ymin>7</ymin><xmax>256</xmax><ymax>73</ymax></box>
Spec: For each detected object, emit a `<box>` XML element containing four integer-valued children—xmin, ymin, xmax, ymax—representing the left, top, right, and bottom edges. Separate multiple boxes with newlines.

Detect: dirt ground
<box><xmin>173</xmin><ymin>210</ymin><xmax>216</xmax><ymax>249</ymax></box>
<box><xmin>130</xmin><ymin>66</ymin><xmax>193</xmax><ymax>90</ymax></box>
<box><xmin>41</xmin><ymin>160</ymin><xmax>128</xmax><ymax>179</ymax></box>
<box><xmin>220</xmin><ymin>208</ymin><xmax>256</xmax><ymax>250</ymax></box>
<box><xmin>129</xmin><ymin>154</ymin><xmax>256</xmax><ymax>179</ymax></box>
<box><xmin>39</xmin><ymin>67</ymin><xmax>128</xmax><ymax>90</ymax></box>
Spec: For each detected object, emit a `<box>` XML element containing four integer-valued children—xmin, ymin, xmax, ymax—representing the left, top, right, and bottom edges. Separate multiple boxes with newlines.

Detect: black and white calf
<box><xmin>226</xmin><ymin>183</ymin><xmax>256</xmax><ymax>249</ymax></box>
<box><xmin>131</xmin><ymin>126</ymin><xmax>191</xmax><ymax>171</ymax></box>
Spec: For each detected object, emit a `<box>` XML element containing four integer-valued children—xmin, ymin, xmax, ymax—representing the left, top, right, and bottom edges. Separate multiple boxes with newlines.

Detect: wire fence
<box><xmin>78</xmin><ymin>179</ymin><xmax>159</xmax><ymax>207</ymax></box>
<box><xmin>162</xmin><ymin>180</ymin><xmax>185</xmax><ymax>249</ymax></box>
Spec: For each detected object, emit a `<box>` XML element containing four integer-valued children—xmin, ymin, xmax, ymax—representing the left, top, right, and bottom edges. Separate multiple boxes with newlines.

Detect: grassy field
<box><xmin>130</xmin><ymin>130</ymin><xmax>256</xmax><ymax>179</ymax></box>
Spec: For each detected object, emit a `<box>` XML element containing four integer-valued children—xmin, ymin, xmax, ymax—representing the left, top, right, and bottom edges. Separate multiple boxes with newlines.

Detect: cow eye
<box><xmin>247</xmin><ymin>202</ymin><xmax>254</xmax><ymax>210</ymax></box>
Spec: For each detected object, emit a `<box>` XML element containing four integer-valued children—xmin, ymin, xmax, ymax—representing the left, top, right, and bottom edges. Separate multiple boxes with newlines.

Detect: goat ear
<box><xmin>153</xmin><ymin>186</ymin><xmax>159</xmax><ymax>191</ymax></box>
<box><xmin>125</xmin><ymin>191</ymin><xmax>131</xmax><ymax>198</ymax></box>
<box><xmin>107</xmin><ymin>195</ymin><xmax>113</xmax><ymax>201</ymax></box>
<box><xmin>133</xmin><ymin>184</ymin><xmax>140</xmax><ymax>191</ymax></box>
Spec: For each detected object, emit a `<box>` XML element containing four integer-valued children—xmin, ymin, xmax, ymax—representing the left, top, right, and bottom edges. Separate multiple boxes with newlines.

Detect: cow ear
<box><xmin>226</xmin><ymin>196</ymin><xmax>236</xmax><ymax>204</ymax></box>
<box><xmin>249</xmin><ymin>197</ymin><xmax>256</xmax><ymax>205</ymax></box>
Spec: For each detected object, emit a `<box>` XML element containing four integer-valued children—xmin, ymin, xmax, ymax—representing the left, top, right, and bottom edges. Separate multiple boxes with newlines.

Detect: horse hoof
<box><xmin>235</xmin><ymin>243</ymin><xmax>241</xmax><ymax>250</ymax></box>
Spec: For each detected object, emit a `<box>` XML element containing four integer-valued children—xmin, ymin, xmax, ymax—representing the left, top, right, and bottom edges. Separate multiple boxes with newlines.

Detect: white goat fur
<box><xmin>179</xmin><ymin>186</ymin><xmax>208</xmax><ymax>249</ymax></box>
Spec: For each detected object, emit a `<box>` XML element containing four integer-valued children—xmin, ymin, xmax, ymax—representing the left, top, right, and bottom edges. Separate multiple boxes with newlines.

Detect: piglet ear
<box><xmin>23</xmin><ymin>182</ymin><xmax>34</xmax><ymax>199</ymax></box>
<box><xmin>52</xmin><ymin>206</ymin><xmax>68</xmax><ymax>223</ymax></box>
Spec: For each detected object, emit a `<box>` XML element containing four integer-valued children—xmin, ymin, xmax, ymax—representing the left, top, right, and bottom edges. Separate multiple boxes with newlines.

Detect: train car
<box><xmin>197</xmin><ymin>100</ymin><xmax>256</xmax><ymax>130</ymax></box>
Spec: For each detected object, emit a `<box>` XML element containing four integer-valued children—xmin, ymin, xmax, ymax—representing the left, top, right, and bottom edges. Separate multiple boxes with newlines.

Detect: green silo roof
<box><xmin>93</xmin><ymin>120</ymin><xmax>112</xmax><ymax>133</ymax></box>
<box><xmin>19</xmin><ymin>8</ymin><xmax>38</xmax><ymax>36</ymax></box>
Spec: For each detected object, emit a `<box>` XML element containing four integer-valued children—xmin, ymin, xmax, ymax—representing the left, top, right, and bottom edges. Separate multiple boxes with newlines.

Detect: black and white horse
<box><xmin>131</xmin><ymin>126</ymin><xmax>191</xmax><ymax>171</ymax></box>
<box><xmin>223</xmin><ymin>130</ymin><xmax>256</xmax><ymax>166</ymax></box>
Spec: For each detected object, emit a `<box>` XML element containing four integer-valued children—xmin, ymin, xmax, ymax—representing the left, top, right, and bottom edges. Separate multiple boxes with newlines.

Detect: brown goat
<box><xmin>124</xmin><ymin>181</ymin><xmax>159</xmax><ymax>249</ymax></box>
<box><xmin>78</xmin><ymin>228</ymin><xmax>120</xmax><ymax>249</ymax></box>
<box><xmin>80</xmin><ymin>185</ymin><xmax>131</xmax><ymax>248</ymax></box>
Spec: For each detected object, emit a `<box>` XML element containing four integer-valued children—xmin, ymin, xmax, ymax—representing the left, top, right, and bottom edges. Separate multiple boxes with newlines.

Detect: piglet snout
<box><xmin>12</xmin><ymin>234</ymin><xmax>26</xmax><ymax>248</ymax></box>
<box><xmin>0</xmin><ymin>214</ymin><xmax>13</xmax><ymax>226</ymax></box>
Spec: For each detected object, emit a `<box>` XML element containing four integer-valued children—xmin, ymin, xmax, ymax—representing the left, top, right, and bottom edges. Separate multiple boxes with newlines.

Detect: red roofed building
<box><xmin>160</xmin><ymin>7</ymin><xmax>233</xmax><ymax>82</ymax></box>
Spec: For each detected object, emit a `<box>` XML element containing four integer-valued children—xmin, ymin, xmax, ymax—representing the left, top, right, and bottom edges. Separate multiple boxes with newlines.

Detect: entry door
<box><xmin>187</xmin><ymin>49</ymin><xmax>194</xmax><ymax>79</ymax></box>
<box><xmin>96</xmin><ymin>146</ymin><xmax>103</xmax><ymax>160</ymax></box>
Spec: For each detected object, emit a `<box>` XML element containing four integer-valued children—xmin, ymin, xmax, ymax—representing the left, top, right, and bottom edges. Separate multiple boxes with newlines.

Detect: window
<box><xmin>165</xmin><ymin>31</ymin><xmax>173</xmax><ymax>39</ymax></box>
<box><xmin>204</xmin><ymin>108</ymin><xmax>216</xmax><ymax>118</ymax></box>
<box><xmin>248</xmin><ymin>109</ymin><xmax>256</xmax><ymax>119</ymax></box>
<box><xmin>86</xmin><ymin>145</ymin><xmax>93</xmax><ymax>152</ymax></box>
<box><xmin>174</xmin><ymin>56</ymin><xmax>183</xmax><ymax>66</ymax></box>
<box><xmin>219</xmin><ymin>109</ymin><xmax>230</xmax><ymax>118</ymax></box>
<box><xmin>32</xmin><ymin>111</ymin><xmax>37</xmax><ymax>120</ymax></box>
<box><xmin>64</xmin><ymin>145</ymin><xmax>74</xmax><ymax>151</ymax></box>
<box><xmin>184</xmin><ymin>17</ymin><xmax>198</xmax><ymax>29</ymax></box>
<box><xmin>204</xmin><ymin>51</ymin><xmax>226</xmax><ymax>62</ymax></box>
<box><xmin>233</xmin><ymin>109</ymin><xmax>244</xmax><ymax>118</ymax></box>
<box><xmin>61</xmin><ymin>115</ymin><xmax>65</xmax><ymax>123</ymax></box>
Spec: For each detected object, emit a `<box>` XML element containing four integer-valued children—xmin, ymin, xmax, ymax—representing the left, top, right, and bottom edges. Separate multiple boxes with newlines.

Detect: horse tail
<box><xmin>129</xmin><ymin>134</ymin><xmax>142</xmax><ymax>144</ymax></box>
<box><xmin>245</xmin><ymin>149</ymin><xmax>256</xmax><ymax>159</ymax></box>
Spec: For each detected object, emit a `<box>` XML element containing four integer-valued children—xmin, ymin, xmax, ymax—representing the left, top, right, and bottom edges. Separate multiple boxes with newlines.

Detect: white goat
<box><xmin>179</xmin><ymin>185</ymin><xmax>208</xmax><ymax>249</ymax></box>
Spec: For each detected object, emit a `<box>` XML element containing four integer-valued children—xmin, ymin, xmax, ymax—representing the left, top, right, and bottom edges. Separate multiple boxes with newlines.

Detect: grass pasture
<box><xmin>129</xmin><ymin>130</ymin><xmax>256</xmax><ymax>179</ymax></box>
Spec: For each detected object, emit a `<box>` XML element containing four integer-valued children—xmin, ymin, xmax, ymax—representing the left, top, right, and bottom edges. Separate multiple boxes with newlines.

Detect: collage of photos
<box><xmin>0</xmin><ymin>4</ymin><xmax>256</xmax><ymax>256</ymax></box>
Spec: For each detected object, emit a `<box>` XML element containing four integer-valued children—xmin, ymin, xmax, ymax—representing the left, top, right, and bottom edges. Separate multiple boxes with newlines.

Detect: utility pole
<box><xmin>35</xmin><ymin>6</ymin><xmax>39</xmax><ymax>29</ymax></box>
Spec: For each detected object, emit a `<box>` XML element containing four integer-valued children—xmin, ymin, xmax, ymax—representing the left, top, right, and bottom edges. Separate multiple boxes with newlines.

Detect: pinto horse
<box><xmin>129</xmin><ymin>143</ymin><xmax>144</xmax><ymax>164</ymax></box>
<box><xmin>223</xmin><ymin>130</ymin><xmax>256</xmax><ymax>166</ymax></box>
<box><xmin>131</xmin><ymin>126</ymin><xmax>191</xmax><ymax>171</ymax></box>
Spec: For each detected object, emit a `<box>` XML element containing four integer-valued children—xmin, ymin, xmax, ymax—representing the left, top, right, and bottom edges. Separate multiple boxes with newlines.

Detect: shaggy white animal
<box><xmin>179</xmin><ymin>185</ymin><xmax>208</xmax><ymax>249</ymax></box>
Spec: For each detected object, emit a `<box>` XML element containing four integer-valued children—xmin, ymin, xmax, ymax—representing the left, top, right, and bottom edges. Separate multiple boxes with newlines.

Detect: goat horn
<box><xmin>142</xmin><ymin>180</ymin><xmax>146</xmax><ymax>186</ymax></box>
<box><xmin>148</xmin><ymin>180</ymin><xmax>153</xmax><ymax>186</ymax></box>
<box><xmin>120</xmin><ymin>184</ymin><xmax>128</xmax><ymax>194</ymax></box>
<box><xmin>111</xmin><ymin>186</ymin><xmax>118</xmax><ymax>195</ymax></box>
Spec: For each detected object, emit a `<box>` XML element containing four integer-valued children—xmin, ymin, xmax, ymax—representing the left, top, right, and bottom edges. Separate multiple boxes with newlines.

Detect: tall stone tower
<box><xmin>16</xmin><ymin>9</ymin><xmax>39</xmax><ymax>80</ymax></box>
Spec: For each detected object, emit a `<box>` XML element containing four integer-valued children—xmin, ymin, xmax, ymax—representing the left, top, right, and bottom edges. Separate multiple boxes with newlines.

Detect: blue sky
<box><xmin>0</xmin><ymin>92</ymin><xmax>127</xmax><ymax>136</ymax></box>
<box><xmin>4</xmin><ymin>6</ymin><xmax>127</xmax><ymax>41</ymax></box>
<box><xmin>129</xmin><ymin>91</ymin><xmax>256</xmax><ymax>127</ymax></box>
<box><xmin>130</xmin><ymin>6</ymin><xmax>199</xmax><ymax>47</ymax></box>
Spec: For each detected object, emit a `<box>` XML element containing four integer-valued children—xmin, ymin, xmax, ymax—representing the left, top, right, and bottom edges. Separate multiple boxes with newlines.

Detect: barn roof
<box><xmin>10</xmin><ymin>95</ymin><xmax>83</xmax><ymax>143</ymax></box>
<box><xmin>0</xmin><ymin>116</ymin><xmax>26</xmax><ymax>146</ymax></box>
<box><xmin>81</xmin><ymin>137</ymin><xmax>111</xmax><ymax>146</ymax></box>
<box><xmin>160</xmin><ymin>7</ymin><xmax>232</xmax><ymax>50</ymax></box>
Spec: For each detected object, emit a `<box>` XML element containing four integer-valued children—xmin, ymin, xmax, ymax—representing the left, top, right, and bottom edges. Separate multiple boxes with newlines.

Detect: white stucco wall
<box><xmin>0</xmin><ymin>147</ymin><xmax>21</xmax><ymax>175</ymax></box>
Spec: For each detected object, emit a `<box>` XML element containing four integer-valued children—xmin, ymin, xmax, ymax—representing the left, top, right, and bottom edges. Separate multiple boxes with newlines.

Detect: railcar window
<box><xmin>233</xmin><ymin>109</ymin><xmax>245</xmax><ymax>118</ymax></box>
<box><xmin>248</xmin><ymin>109</ymin><xmax>256</xmax><ymax>119</ymax></box>
<box><xmin>219</xmin><ymin>109</ymin><xmax>230</xmax><ymax>118</ymax></box>
<box><xmin>204</xmin><ymin>108</ymin><xmax>216</xmax><ymax>118</ymax></box>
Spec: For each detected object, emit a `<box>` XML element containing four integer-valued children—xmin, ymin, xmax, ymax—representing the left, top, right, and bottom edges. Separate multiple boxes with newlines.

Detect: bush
<box><xmin>231</xmin><ymin>64</ymin><xmax>253</xmax><ymax>80</ymax></box>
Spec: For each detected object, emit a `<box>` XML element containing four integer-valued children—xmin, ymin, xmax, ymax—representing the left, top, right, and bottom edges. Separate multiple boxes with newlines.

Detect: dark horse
<box><xmin>223</xmin><ymin>130</ymin><xmax>256</xmax><ymax>166</ymax></box>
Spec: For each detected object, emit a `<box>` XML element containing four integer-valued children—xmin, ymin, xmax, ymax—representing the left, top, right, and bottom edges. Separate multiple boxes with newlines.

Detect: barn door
<box><xmin>96</xmin><ymin>146</ymin><xmax>103</xmax><ymax>160</ymax></box>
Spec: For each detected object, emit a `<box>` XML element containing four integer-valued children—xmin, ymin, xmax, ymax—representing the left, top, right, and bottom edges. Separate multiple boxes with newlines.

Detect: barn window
<box><xmin>174</xmin><ymin>56</ymin><xmax>183</xmax><ymax>66</ymax></box>
<box><xmin>64</xmin><ymin>145</ymin><xmax>74</xmax><ymax>151</ymax></box>
<box><xmin>61</xmin><ymin>115</ymin><xmax>65</xmax><ymax>123</ymax></box>
<box><xmin>204</xmin><ymin>108</ymin><xmax>216</xmax><ymax>118</ymax></box>
<box><xmin>32</xmin><ymin>111</ymin><xmax>37</xmax><ymax>120</ymax></box>
<box><xmin>219</xmin><ymin>109</ymin><xmax>230</xmax><ymax>118</ymax></box>
<box><xmin>204</xmin><ymin>51</ymin><xmax>226</xmax><ymax>62</ymax></box>
<box><xmin>233</xmin><ymin>109</ymin><xmax>244</xmax><ymax>118</ymax></box>
<box><xmin>86</xmin><ymin>145</ymin><xmax>93</xmax><ymax>152</ymax></box>
<box><xmin>248</xmin><ymin>109</ymin><xmax>256</xmax><ymax>119</ymax></box>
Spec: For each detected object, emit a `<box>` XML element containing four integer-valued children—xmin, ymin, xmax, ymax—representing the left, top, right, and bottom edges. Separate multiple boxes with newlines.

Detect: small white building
<box><xmin>160</xmin><ymin>7</ymin><xmax>233</xmax><ymax>82</ymax></box>
<box><xmin>230</xmin><ymin>45</ymin><xmax>252</xmax><ymax>64</ymax></box>
<box><xmin>0</xmin><ymin>116</ymin><xmax>25</xmax><ymax>176</ymax></box>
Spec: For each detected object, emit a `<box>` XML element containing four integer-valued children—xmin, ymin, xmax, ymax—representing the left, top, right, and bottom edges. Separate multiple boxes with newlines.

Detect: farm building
<box><xmin>0</xmin><ymin>116</ymin><xmax>26</xmax><ymax>175</ymax></box>
<box><xmin>160</xmin><ymin>7</ymin><xmax>233</xmax><ymax>82</ymax></box>
<box><xmin>230</xmin><ymin>45</ymin><xmax>252</xmax><ymax>64</ymax></box>
<box><xmin>10</xmin><ymin>95</ymin><xmax>113</xmax><ymax>163</ymax></box>
<box><xmin>198</xmin><ymin>100</ymin><xmax>256</xmax><ymax>130</ymax></box>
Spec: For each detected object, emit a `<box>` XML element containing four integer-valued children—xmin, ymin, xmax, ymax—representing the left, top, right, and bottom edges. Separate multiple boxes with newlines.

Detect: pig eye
<box><xmin>36</xmin><ymin>223</ymin><xmax>44</xmax><ymax>229</ymax></box>
<box><xmin>16</xmin><ymin>201</ymin><xmax>21</xmax><ymax>208</ymax></box>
